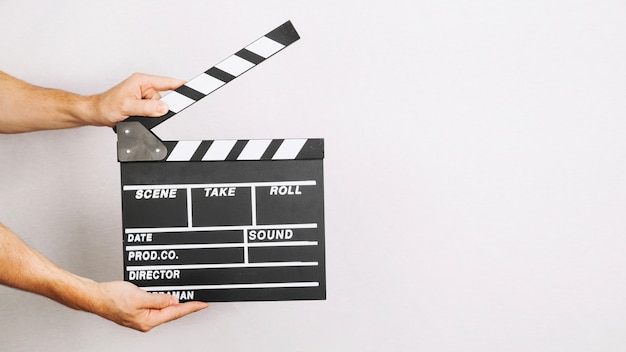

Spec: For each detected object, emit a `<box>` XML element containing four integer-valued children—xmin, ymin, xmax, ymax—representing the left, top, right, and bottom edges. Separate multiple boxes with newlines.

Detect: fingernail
<box><xmin>157</xmin><ymin>101</ymin><xmax>168</xmax><ymax>114</ymax></box>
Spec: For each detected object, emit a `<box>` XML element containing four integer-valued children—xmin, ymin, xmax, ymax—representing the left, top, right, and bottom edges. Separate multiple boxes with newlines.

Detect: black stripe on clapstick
<box><xmin>190</xmin><ymin>141</ymin><xmax>213</xmax><ymax>161</ymax></box>
<box><xmin>260</xmin><ymin>139</ymin><xmax>284</xmax><ymax>160</ymax></box>
<box><xmin>296</xmin><ymin>139</ymin><xmax>324</xmax><ymax>160</ymax></box>
<box><xmin>162</xmin><ymin>141</ymin><xmax>179</xmax><ymax>159</ymax></box>
<box><xmin>235</xmin><ymin>48</ymin><xmax>265</xmax><ymax>65</ymax></box>
<box><xmin>266</xmin><ymin>21</ymin><xmax>300</xmax><ymax>46</ymax></box>
<box><xmin>175</xmin><ymin>85</ymin><xmax>205</xmax><ymax>102</ymax></box>
<box><xmin>206</xmin><ymin>67</ymin><xmax>236</xmax><ymax>83</ymax></box>
<box><xmin>225</xmin><ymin>140</ymin><xmax>248</xmax><ymax>160</ymax></box>
<box><xmin>122</xmin><ymin>110</ymin><xmax>176</xmax><ymax>132</ymax></box>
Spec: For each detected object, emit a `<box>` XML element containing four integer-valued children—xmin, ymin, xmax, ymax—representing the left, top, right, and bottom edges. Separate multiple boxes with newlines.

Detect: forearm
<box><xmin>0</xmin><ymin>223</ymin><xmax>208</xmax><ymax>331</ymax></box>
<box><xmin>0</xmin><ymin>223</ymin><xmax>100</xmax><ymax>312</ymax></box>
<box><xmin>0</xmin><ymin>71</ymin><xmax>182</xmax><ymax>133</ymax></box>
<box><xmin>0</xmin><ymin>71</ymin><xmax>98</xmax><ymax>133</ymax></box>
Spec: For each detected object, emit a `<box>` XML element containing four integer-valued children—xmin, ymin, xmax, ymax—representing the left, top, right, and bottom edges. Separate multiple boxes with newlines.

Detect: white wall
<box><xmin>1</xmin><ymin>1</ymin><xmax>626</xmax><ymax>351</ymax></box>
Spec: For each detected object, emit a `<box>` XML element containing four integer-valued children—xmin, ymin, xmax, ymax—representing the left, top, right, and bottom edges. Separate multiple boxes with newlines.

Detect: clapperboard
<box><xmin>115</xmin><ymin>21</ymin><xmax>325</xmax><ymax>302</ymax></box>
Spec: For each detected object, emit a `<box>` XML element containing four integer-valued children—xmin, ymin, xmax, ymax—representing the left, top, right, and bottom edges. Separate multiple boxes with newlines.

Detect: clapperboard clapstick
<box><xmin>115</xmin><ymin>21</ymin><xmax>326</xmax><ymax>302</ymax></box>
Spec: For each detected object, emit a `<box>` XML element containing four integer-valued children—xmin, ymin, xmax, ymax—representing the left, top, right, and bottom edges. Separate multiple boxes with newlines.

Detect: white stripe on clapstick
<box><xmin>161</xmin><ymin>139</ymin><xmax>315</xmax><ymax>161</ymax></box>
<box><xmin>161</xmin><ymin>91</ymin><xmax>195</xmax><ymax>113</ymax></box>
<box><xmin>202</xmin><ymin>140</ymin><xmax>238</xmax><ymax>161</ymax></box>
<box><xmin>167</xmin><ymin>141</ymin><xmax>202</xmax><ymax>161</ymax></box>
<box><xmin>215</xmin><ymin>55</ymin><xmax>256</xmax><ymax>77</ymax></box>
<box><xmin>246</xmin><ymin>36</ymin><xmax>285</xmax><ymax>58</ymax></box>
<box><xmin>273</xmin><ymin>139</ymin><xmax>307</xmax><ymax>160</ymax></box>
<box><xmin>237</xmin><ymin>139</ymin><xmax>273</xmax><ymax>160</ymax></box>
<box><xmin>185</xmin><ymin>73</ymin><xmax>225</xmax><ymax>95</ymax></box>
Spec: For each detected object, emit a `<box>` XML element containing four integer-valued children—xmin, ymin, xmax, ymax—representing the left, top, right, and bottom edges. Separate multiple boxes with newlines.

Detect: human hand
<box><xmin>93</xmin><ymin>281</ymin><xmax>209</xmax><ymax>332</ymax></box>
<box><xmin>90</xmin><ymin>73</ymin><xmax>184</xmax><ymax>127</ymax></box>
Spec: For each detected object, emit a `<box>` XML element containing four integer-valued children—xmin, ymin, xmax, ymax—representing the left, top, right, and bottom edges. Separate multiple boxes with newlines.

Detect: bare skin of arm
<box><xmin>0</xmin><ymin>71</ymin><xmax>177</xmax><ymax>132</ymax></box>
<box><xmin>0</xmin><ymin>72</ymin><xmax>209</xmax><ymax>331</ymax></box>
<box><xmin>0</xmin><ymin>224</ymin><xmax>208</xmax><ymax>332</ymax></box>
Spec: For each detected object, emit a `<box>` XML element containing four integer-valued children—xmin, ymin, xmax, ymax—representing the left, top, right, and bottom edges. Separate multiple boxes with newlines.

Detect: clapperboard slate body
<box><xmin>115</xmin><ymin>21</ymin><xmax>325</xmax><ymax>302</ymax></box>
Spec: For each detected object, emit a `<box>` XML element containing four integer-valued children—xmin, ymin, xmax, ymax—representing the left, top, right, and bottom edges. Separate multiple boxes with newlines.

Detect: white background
<box><xmin>1</xmin><ymin>1</ymin><xmax>626</xmax><ymax>351</ymax></box>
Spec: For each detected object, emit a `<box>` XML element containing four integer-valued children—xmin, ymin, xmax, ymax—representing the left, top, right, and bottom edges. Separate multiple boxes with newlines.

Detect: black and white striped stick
<box><xmin>122</xmin><ymin>20</ymin><xmax>300</xmax><ymax>131</ymax></box>
<box><xmin>162</xmin><ymin>138</ymin><xmax>323</xmax><ymax>162</ymax></box>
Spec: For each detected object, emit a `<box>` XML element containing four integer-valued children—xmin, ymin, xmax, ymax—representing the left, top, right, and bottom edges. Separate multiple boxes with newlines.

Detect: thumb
<box><xmin>123</xmin><ymin>98</ymin><xmax>170</xmax><ymax>118</ymax></box>
<box><xmin>144</xmin><ymin>293</ymin><xmax>178</xmax><ymax>310</ymax></box>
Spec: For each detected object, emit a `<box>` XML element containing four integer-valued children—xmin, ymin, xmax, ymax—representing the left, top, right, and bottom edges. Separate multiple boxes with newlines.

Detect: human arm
<box><xmin>0</xmin><ymin>71</ymin><xmax>184</xmax><ymax>133</ymax></box>
<box><xmin>0</xmin><ymin>223</ymin><xmax>208</xmax><ymax>332</ymax></box>
<box><xmin>0</xmin><ymin>72</ymin><xmax>210</xmax><ymax>330</ymax></box>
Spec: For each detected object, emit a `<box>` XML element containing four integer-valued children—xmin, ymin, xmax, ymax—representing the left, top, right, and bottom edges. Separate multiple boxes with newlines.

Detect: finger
<box><xmin>150</xmin><ymin>301</ymin><xmax>209</xmax><ymax>325</ymax></box>
<box><xmin>134</xmin><ymin>73</ymin><xmax>185</xmax><ymax>92</ymax></box>
<box><xmin>122</xmin><ymin>98</ymin><xmax>169</xmax><ymax>117</ymax></box>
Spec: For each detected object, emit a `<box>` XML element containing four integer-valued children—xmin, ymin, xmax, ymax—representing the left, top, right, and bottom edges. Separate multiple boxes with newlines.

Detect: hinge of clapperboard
<box><xmin>115</xmin><ymin>21</ymin><xmax>300</xmax><ymax>161</ymax></box>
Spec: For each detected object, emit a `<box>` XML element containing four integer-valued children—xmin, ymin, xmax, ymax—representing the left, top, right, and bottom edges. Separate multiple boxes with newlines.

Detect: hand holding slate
<box><xmin>91</xmin><ymin>73</ymin><xmax>185</xmax><ymax>127</ymax></box>
<box><xmin>94</xmin><ymin>281</ymin><xmax>209</xmax><ymax>332</ymax></box>
<box><xmin>0</xmin><ymin>71</ymin><xmax>183</xmax><ymax>133</ymax></box>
